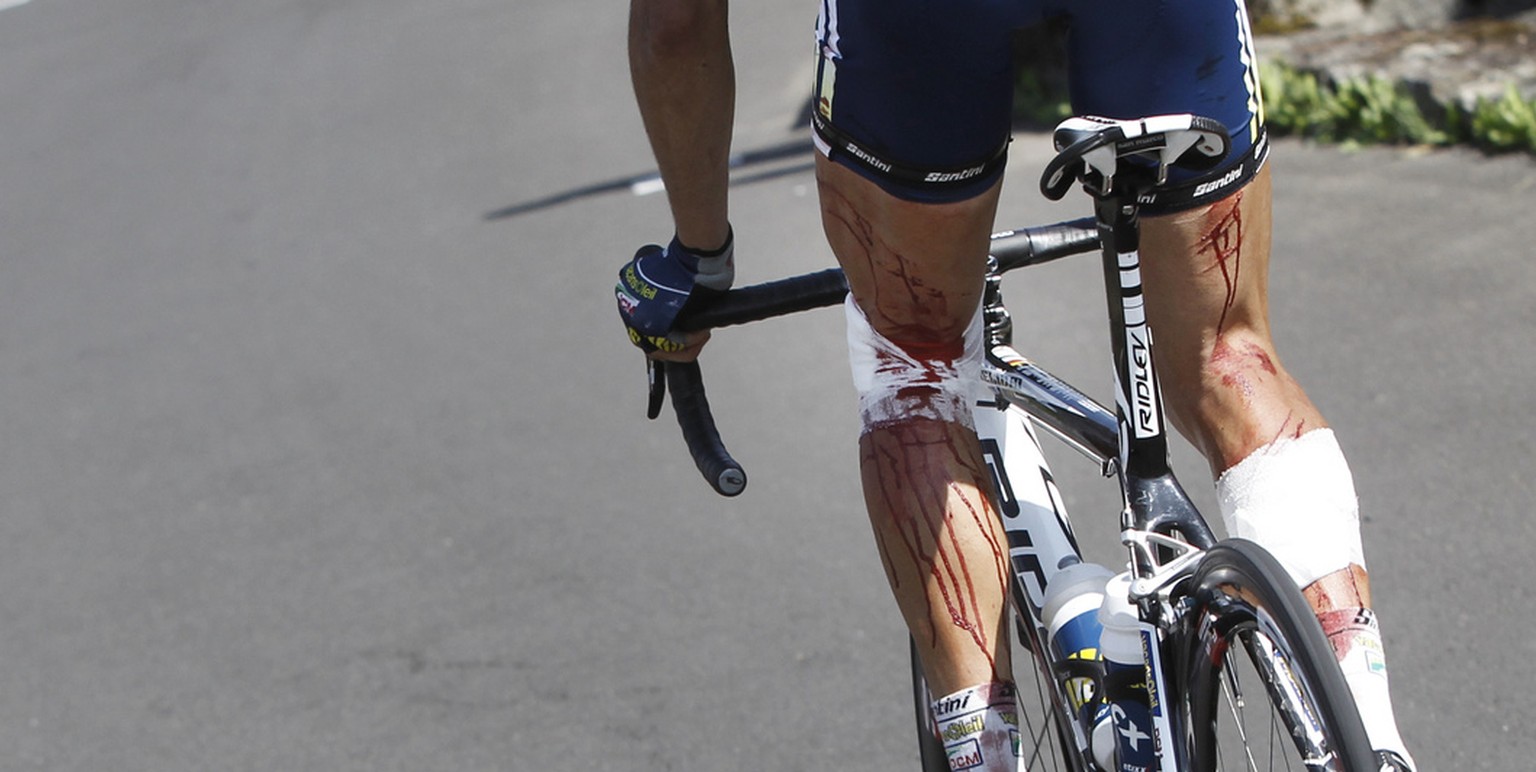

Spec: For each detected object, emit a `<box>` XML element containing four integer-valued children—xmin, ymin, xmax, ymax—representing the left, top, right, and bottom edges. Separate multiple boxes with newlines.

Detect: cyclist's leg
<box><xmin>812</xmin><ymin>1</ymin><xmax>1035</xmax><ymax>769</ymax></box>
<box><xmin>1137</xmin><ymin>167</ymin><xmax>1322</xmax><ymax>471</ymax></box>
<box><xmin>1141</xmin><ymin>175</ymin><xmax>1416</xmax><ymax>772</ymax></box>
<box><xmin>820</xmin><ymin>156</ymin><xmax>1009</xmax><ymax>696</ymax></box>
<box><xmin>1138</xmin><ymin>179</ymin><xmax>1413</xmax><ymax>770</ymax></box>
<box><xmin>1061</xmin><ymin>0</ymin><xmax>1415</xmax><ymax>766</ymax></box>
<box><xmin>819</xmin><ymin>154</ymin><xmax>1023</xmax><ymax>772</ymax></box>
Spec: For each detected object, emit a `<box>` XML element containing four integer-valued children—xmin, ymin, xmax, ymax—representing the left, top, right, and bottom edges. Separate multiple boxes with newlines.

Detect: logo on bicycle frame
<box><xmin>1126</xmin><ymin>326</ymin><xmax>1160</xmax><ymax>438</ymax></box>
<box><xmin>1119</xmin><ymin>250</ymin><xmax>1162</xmax><ymax>439</ymax></box>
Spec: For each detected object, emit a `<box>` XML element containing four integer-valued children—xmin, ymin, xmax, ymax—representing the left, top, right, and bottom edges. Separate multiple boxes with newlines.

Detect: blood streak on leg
<box><xmin>862</xmin><ymin>407</ymin><xmax>1010</xmax><ymax>678</ymax></box>
<box><xmin>1260</xmin><ymin>410</ymin><xmax>1306</xmax><ymax>446</ymax></box>
<box><xmin>819</xmin><ymin>182</ymin><xmax>953</xmax><ymax>336</ymax></box>
<box><xmin>854</xmin><ymin>326</ymin><xmax>1007</xmax><ymax>676</ymax></box>
<box><xmin>820</xmin><ymin>175</ymin><xmax>1006</xmax><ymax>677</ymax></box>
<box><xmin>1197</xmin><ymin>191</ymin><xmax>1244</xmax><ymax>336</ymax></box>
<box><xmin>1270</xmin><ymin>410</ymin><xmax>1308</xmax><ymax>443</ymax></box>
<box><xmin>1198</xmin><ymin>191</ymin><xmax>1285</xmax><ymax>413</ymax></box>
<box><xmin>1209</xmin><ymin>337</ymin><xmax>1277</xmax><ymax>400</ymax></box>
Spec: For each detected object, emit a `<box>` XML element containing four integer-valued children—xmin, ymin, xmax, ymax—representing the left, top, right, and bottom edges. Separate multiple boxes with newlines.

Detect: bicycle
<box><xmin>637</xmin><ymin>114</ymin><xmax>1379</xmax><ymax>771</ymax></box>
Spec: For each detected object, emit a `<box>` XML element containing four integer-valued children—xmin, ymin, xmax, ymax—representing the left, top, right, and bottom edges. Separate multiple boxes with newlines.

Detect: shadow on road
<box><xmin>484</xmin><ymin>138</ymin><xmax>815</xmax><ymax>221</ymax></box>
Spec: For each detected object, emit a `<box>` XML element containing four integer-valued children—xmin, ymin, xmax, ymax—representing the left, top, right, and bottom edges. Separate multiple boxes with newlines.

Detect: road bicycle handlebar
<box><xmin>657</xmin><ymin>361</ymin><xmax>747</xmax><ymax>496</ymax></box>
<box><xmin>988</xmin><ymin>216</ymin><xmax>1100</xmax><ymax>273</ymax></box>
<box><xmin>674</xmin><ymin>269</ymin><xmax>850</xmax><ymax>334</ymax></box>
<box><xmin>655</xmin><ymin>217</ymin><xmax>1100</xmax><ymax>497</ymax></box>
<box><xmin>655</xmin><ymin>269</ymin><xmax>851</xmax><ymax>497</ymax></box>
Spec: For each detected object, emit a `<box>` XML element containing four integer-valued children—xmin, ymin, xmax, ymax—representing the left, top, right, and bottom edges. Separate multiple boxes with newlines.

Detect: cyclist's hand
<box><xmin>615</xmin><ymin>233</ymin><xmax>734</xmax><ymax>361</ymax></box>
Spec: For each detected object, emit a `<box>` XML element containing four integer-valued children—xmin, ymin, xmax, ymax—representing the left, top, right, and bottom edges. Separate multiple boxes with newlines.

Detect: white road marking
<box><xmin>629</xmin><ymin>175</ymin><xmax>666</xmax><ymax>197</ymax></box>
<box><xmin>0</xmin><ymin>0</ymin><xmax>36</xmax><ymax>11</ymax></box>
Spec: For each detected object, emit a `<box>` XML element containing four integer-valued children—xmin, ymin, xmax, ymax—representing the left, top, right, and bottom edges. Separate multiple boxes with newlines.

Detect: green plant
<box><xmin>1259</xmin><ymin>60</ymin><xmax>1453</xmax><ymax>146</ymax></box>
<box><xmin>1260</xmin><ymin>60</ymin><xmax>1335</xmax><ymax>138</ymax></box>
<box><xmin>1339</xmin><ymin>74</ymin><xmax>1451</xmax><ymax>145</ymax></box>
<box><xmin>1015</xmin><ymin>58</ymin><xmax>1536</xmax><ymax>157</ymax></box>
<box><xmin>1011</xmin><ymin>69</ymin><xmax>1073</xmax><ymax>129</ymax></box>
<box><xmin>1260</xmin><ymin>59</ymin><xmax>1536</xmax><ymax>156</ymax></box>
<box><xmin>1469</xmin><ymin>84</ymin><xmax>1536</xmax><ymax>153</ymax></box>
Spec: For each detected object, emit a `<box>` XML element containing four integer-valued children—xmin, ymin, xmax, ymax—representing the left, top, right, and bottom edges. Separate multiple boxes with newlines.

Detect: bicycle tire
<box><xmin>908</xmin><ymin>639</ymin><xmax>949</xmax><ymax>772</ymax></box>
<box><xmin>1173</xmin><ymin>539</ymin><xmax>1378</xmax><ymax>772</ymax></box>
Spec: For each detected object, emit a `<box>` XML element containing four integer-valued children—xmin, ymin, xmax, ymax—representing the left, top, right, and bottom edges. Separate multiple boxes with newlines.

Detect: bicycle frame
<box><xmin>662</xmin><ymin>209</ymin><xmax>1227</xmax><ymax>770</ymax></box>
<box><xmin>652</xmin><ymin>115</ymin><xmax>1369</xmax><ymax>772</ymax></box>
<box><xmin>1088</xmin><ymin>194</ymin><xmax>1217</xmax><ymax>556</ymax></box>
<box><xmin>974</xmin><ymin>196</ymin><xmax>1225</xmax><ymax>771</ymax></box>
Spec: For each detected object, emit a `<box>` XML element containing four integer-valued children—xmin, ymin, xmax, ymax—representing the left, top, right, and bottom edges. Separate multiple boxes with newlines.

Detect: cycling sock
<box><xmin>1318</xmin><ymin>608</ymin><xmax>1417</xmax><ymax>771</ymax></box>
<box><xmin>931</xmin><ymin>682</ymin><xmax>1022</xmax><ymax>772</ymax></box>
<box><xmin>1215</xmin><ymin>428</ymin><xmax>1364</xmax><ymax>588</ymax></box>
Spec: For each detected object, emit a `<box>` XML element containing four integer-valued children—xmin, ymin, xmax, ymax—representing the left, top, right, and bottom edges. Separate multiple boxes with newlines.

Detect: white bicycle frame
<box><xmin>972</xmin><ymin>344</ymin><xmax>1110</xmax><ymax>768</ymax></box>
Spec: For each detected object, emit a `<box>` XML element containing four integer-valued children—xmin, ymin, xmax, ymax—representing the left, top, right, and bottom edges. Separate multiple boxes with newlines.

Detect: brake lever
<box><xmin>646</xmin><ymin>358</ymin><xmax>666</xmax><ymax>420</ymax></box>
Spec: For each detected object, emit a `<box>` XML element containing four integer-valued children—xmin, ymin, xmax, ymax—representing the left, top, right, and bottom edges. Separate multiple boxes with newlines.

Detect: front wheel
<box><xmin>1173</xmin><ymin>539</ymin><xmax>1378</xmax><ymax>772</ymax></box>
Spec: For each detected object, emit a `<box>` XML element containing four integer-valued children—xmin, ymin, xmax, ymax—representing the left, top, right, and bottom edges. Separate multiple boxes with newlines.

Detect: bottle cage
<box><xmin>1040</xmin><ymin>115</ymin><xmax>1230</xmax><ymax>201</ymax></box>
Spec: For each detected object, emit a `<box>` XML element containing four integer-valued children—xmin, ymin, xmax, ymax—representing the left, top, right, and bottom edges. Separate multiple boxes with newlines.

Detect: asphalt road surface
<box><xmin>2</xmin><ymin>0</ymin><xmax>1533</xmax><ymax>770</ymax></box>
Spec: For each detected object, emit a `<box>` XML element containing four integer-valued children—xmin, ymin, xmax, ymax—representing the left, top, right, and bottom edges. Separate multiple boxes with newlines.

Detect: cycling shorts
<box><xmin>812</xmin><ymin>0</ymin><xmax>1268</xmax><ymax>207</ymax></box>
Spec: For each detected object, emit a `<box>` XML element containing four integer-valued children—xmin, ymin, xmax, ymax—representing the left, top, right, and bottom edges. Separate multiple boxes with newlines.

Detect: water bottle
<box><xmin>1098</xmin><ymin>571</ymin><xmax>1157</xmax><ymax>772</ymax></box>
<box><xmin>1040</xmin><ymin>561</ymin><xmax>1114</xmax><ymax>764</ymax></box>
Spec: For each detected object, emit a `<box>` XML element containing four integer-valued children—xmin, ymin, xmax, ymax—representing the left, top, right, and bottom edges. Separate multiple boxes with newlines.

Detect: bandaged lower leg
<box><xmin>1217</xmin><ymin>429</ymin><xmax>1415</xmax><ymax>770</ymax></box>
<box><xmin>845</xmin><ymin>295</ymin><xmax>984</xmax><ymax>433</ymax></box>
<box><xmin>932</xmin><ymin>683</ymin><xmax>1023</xmax><ymax>772</ymax></box>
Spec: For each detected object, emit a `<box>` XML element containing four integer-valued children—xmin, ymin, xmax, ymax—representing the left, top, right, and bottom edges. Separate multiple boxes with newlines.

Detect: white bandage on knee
<box><xmin>845</xmin><ymin>295</ymin><xmax>984</xmax><ymax>433</ymax></box>
<box><xmin>1216</xmin><ymin>428</ymin><xmax>1366</xmax><ymax>588</ymax></box>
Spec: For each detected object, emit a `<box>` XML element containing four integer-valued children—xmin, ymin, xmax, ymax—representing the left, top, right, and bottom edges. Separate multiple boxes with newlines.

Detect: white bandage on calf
<box><xmin>1216</xmin><ymin>428</ymin><xmax>1366</xmax><ymax>588</ymax></box>
<box><xmin>845</xmin><ymin>294</ymin><xmax>984</xmax><ymax>433</ymax></box>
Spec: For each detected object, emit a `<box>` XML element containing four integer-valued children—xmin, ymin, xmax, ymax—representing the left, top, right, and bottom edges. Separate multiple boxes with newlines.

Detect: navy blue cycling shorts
<box><xmin>811</xmin><ymin>0</ymin><xmax>1267</xmax><ymax>204</ymax></box>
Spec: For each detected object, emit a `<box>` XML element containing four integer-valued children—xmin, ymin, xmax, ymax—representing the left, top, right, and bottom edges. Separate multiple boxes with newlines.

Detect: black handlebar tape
<box><xmin>665</xmin><ymin>360</ymin><xmax>747</xmax><ymax>497</ymax></box>
<box><xmin>675</xmin><ymin>268</ymin><xmax>849</xmax><ymax>333</ymax></box>
<box><xmin>661</xmin><ymin>269</ymin><xmax>846</xmax><ymax>499</ymax></box>
<box><xmin>989</xmin><ymin>218</ymin><xmax>1100</xmax><ymax>273</ymax></box>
